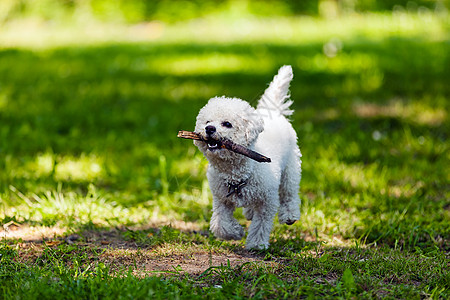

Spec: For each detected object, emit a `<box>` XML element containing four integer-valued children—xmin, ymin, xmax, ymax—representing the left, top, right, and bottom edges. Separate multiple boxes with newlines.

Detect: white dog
<box><xmin>194</xmin><ymin>65</ymin><xmax>301</xmax><ymax>250</ymax></box>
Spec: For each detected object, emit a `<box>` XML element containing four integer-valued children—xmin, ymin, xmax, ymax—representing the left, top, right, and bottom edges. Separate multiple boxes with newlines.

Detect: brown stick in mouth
<box><xmin>177</xmin><ymin>130</ymin><xmax>271</xmax><ymax>163</ymax></box>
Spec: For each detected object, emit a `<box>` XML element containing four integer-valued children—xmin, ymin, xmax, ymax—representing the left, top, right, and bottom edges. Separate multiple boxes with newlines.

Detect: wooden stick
<box><xmin>177</xmin><ymin>130</ymin><xmax>271</xmax><ymax>163</ymax></box>
<box><xmin>220</xmin><ymin>139</ymin><xmax>271</xmax><ymax>163</ymax></box>
<box><xmin>177</xmin><ymin>130</ymin><xmax>203</xmax><ymax>141</ymax></box>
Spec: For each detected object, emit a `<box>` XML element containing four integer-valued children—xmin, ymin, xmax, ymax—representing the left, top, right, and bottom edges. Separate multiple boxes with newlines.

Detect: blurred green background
<box><xmin>0</xmin><ymin>0</ymin><xmax>448</xmax><ymax>249</ymax></box>
<box><xmin>1</xmin><ymin>0</ymin><xmax>448</xmax><ymax>23</ymax></box>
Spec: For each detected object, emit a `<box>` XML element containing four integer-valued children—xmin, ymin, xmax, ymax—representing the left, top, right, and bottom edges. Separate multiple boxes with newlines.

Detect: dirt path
<box><xmin>3</xmin><ymin>223</ymin><xmax>266</xmax><ymax>276</ymax></box>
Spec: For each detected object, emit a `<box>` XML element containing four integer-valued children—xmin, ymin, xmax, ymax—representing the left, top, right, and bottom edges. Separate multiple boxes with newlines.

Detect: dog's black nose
<box><xmin>205</xmin><ymin>125</ymin><xmax>216</xmax><ymax>135</ymax></box>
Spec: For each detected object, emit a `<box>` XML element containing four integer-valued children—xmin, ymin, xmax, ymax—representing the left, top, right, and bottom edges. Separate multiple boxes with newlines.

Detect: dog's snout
<box><xmin>205</xmin><ymin>125</ymin><xmax>216</xmax><ymax>135</ymax></box>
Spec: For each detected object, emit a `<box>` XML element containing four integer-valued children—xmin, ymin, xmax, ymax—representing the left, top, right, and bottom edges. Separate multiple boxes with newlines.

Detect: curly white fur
<box><xmin>194</xmin><ymin>65</ymin><xmax>301</xmax><ymax>250</ymax></box>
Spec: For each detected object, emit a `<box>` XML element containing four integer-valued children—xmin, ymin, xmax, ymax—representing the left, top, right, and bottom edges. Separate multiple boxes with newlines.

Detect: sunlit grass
<box><xmin>0</xmin><ymin>12</ymin><xmax>447</xmax><ymax>48</ymax></box>
<box><xmin>26</xmin><ymin>153</ymin><xmax>105</xmax><ymax>181</ymax></box>
<box><xmin>3</xmin><ymin>185</ymin><xmax>151</xmax><ymax>227</ymax></box>
<box><xmin>150</xmin><ymin>53</ymin><xmax>273</xmax><ymax>75</ymax></box>
<box><xmin>353</xmin><ymin>98</ymin><xmax>447</xmax><ymax>126</ymax></box>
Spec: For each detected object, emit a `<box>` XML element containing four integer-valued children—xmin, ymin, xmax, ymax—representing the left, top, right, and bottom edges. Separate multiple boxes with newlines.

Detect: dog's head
<box><xmin>194</xmin><ymin>97</ymin><xmax>264</xmax><ymax>160</ymax></box>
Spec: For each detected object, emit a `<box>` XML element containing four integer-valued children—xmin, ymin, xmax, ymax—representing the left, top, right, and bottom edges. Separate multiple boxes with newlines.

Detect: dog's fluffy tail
<box><xmin>257</xmin><ymin>65</ymin><xmax>294</xmax><ymax>116</ymax></box>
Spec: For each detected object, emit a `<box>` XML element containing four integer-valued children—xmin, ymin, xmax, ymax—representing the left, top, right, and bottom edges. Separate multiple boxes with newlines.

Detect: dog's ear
<box><xmin>244</xmin><ymin>109</ymin><xmax>264</xmax><ymax>145</ymax></box>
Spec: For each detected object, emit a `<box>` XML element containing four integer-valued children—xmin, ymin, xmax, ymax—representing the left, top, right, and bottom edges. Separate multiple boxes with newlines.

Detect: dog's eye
<box><xmin>222</xmin><ymin>121</ymin><xmax>232</xmax><ymax>128</ymax></box>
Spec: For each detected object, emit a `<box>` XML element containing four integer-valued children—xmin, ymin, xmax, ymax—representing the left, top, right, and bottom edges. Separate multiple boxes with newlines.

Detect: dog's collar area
<box><xmin>226</xmin><ymin>179</ymin><xmax>248</xmax><ymax>198</ymax></box>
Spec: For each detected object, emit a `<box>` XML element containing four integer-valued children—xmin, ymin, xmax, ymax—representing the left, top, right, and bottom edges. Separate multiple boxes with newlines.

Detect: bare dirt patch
<box><xmin>1</xmin><ymin>223</ymin><xmax>67</xmax><ymax>242</ymax></box>
<box><xmin>100</xmin><ymin>247</ymin><xmax>264</xmax><ymax>276</ymax></box>
<box><xmin>5</xmin><ymin>223</ymin><xmax>265</xmax><ymax>276</ymax></box>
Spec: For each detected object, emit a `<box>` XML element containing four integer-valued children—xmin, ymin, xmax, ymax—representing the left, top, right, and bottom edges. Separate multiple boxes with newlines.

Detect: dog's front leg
<box><xmin>245</xmin><ymin>199</ymin><xmax>279</xmax><ymax>250</ymax></box>
<box><xmin>210</xmin><ymin>197</ymin><xmax>244</xmax><ymax>240</ymax></box>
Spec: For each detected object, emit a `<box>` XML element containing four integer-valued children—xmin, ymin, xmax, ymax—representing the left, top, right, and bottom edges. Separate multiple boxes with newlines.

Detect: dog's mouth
<box><xmin>206</xmin><ymin>138</ymin><xmax>222</xmax><ymax>151</ymax></box>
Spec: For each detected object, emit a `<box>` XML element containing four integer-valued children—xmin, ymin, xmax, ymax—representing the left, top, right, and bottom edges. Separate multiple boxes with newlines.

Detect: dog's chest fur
<box><xmin>207</xmin><ymin>166</ymin><xmax>264</xmax><ymax>208</ymax></box>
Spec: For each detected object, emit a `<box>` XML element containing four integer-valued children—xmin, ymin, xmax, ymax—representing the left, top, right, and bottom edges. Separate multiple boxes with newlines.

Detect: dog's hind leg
<box><xmin>278</xmin><ymin>149</ymin><xmax>301</xmax><ymax>225</ymax></box>
<box><xmin>210</xmin><ymin>197</ymin><xmax>245</xmax><ymax>241</ymax></box>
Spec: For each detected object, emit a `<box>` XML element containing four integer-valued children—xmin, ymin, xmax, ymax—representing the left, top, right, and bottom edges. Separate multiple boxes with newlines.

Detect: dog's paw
<box><xmin>210</xmin><ymin>221</ymin><xmax>244</xmax><ymax>241</ymax></box>
<box><xmin>245</xmin><ymin>240</ymin><xmax>269</xmax><ymax>250</ymax></box>
<box><xmin>278</xmin><ymin>202</ymin><xmax>300</xmax><ymax>225</ymax></box>
<box><xmin>285</xmin><ymin>219</ymin><xmax>297</xmax><ymax>225</ymax></box>
<box><xmin>278</xmin><ymin>214</ymin><xmax>299</xmax><ymax>225</ymax></box>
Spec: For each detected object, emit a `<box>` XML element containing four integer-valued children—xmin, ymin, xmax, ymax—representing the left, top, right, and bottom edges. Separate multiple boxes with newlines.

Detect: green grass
<box><xmin>1</xmin><ymin>12</ymin><xmax>449</xmax><ymax>299</ymax></box>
